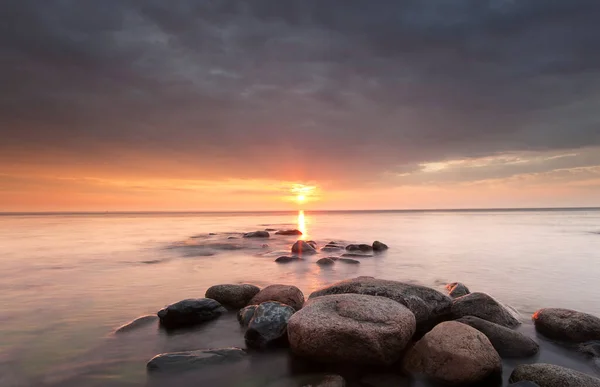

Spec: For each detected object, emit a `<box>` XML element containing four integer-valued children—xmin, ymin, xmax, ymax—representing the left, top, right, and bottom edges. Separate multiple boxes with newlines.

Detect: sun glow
<box><xmin>290</xmin><ymin>184</ymin><xmax>317</xmax><ymax>205</ymax></box>
<box><xmin>296</xmin><ymin>194</ymin><xmax>306</xmax><ymax>203</ymax></box>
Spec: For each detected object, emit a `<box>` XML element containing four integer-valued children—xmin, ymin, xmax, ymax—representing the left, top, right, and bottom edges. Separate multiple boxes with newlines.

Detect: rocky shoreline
<box><xmin>116</xmin><ymin>237</ymin><xmax>600</xmax><ymax>386</ymax></box>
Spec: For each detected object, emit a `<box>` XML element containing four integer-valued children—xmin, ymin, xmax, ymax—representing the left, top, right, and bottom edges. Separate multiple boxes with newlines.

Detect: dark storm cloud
<box><xmin>1</xmin><ymin>0</ymin><xmax>600</xmax><ymax>182</ymax></box>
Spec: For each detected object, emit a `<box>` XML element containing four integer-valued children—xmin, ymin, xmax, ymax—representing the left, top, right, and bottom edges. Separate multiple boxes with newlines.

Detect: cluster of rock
<box><xmin>275</xmin><ymin>239</ymin><xmax>388</xmax><ymax>266</ymax></box>
<box><xmin>115</xmin><ymin>276</ymin><xmax>600</xmax><ymax>386</ymax></box>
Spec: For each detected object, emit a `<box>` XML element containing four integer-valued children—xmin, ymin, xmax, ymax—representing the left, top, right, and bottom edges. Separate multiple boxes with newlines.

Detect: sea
<box><xmin>1</xmin><ymin>209</ymin><xmax>600</xmax><ymax>386</ymax></box>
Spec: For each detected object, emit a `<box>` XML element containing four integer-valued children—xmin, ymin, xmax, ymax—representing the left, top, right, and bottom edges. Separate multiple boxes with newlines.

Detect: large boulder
<box><xmin>275</xmin><ymin>229</ymin><xmax>303</xmax><ymax>236</ymax></box>
<box><xmin>114</xmin><ymin>315</ymin><xmax>158</xmax><ymax>334</ymax></box>
<box><xmin>403</xmin><ymin>321</ymin><xmax>502</xmax><ymax>385</ymax></box>
<box><xmin>244</xmin><ymin>231</ymin><xmax>270</xmax><ymax>238</ymax></box>
<box><xmin>157</xmin><ymin>298</ymin><xmax>226</xmax><ymax>329</ymax></box>
<box><xmin>372</xmin><ymin>241</ymin><xmax>388</xmax><ymax>252</ymax></box>
<box><xmin>205</xmin><ymin>284</ymin><xmax>260</xmax><ymax>309</ymax></box>
<box><xmin>245</xmin><ymin>302</ymin><xmax>295</xmax><ymax>348</ymax></box>
<box><xmin>456</xmin><ymin>316</ymin><xmax>539</xmax><ymax>357</ymax></box>
<box><xmin>287</xmin><ymin>294</ymin><xmax>416</xmax><ymax>365</ymax></box>
<box><xmin>533</xmin><ymin>308</ymin><xmax>600</xmax><ymax>342</ymax></box>
<box><xmin>451</xmin><ymin>292</ymin><xmax>520</xmax><ymax>328</ymax></box>
<box><xmin>147</xmin><ymin>347</ymin><xmax>247</xmax><ymax>372</ymax></box>
<box><xmin>509</xmin><ymin>363</ymin><xmax>600</xmax><ymax>387</ymax></box>
<box><xmin>446</xmin><ymin>282</ymin><xmax>470</xmax><ymax>298</ymax></box>
<box><xmin>291</xmin><ymin>240</ymin><xmax>317</xmax><ymax>255</ymax></box>
<box><xmin>237</xmin><ymin>305</ymin><xmax>257</xmax><ymax>327</ymax></box>
<box><xmin>309</xmin><ymin>277</ymin><xmax>451</xmax><ymax>333</ymax></box>
<box><xmin>249</xmin><ymin>284</ymin><xmax>305</xmax><ymax>311</ymax></box>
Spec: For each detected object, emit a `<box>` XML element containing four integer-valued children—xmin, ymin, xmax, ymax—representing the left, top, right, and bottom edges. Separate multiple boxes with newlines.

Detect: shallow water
<box><xmin>1</xmin><ymin>209</ymin><xmax>600</xmax><ymax>386</ymax></box>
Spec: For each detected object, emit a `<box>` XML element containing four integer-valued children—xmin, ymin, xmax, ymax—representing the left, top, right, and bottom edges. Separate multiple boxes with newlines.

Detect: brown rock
<box><xmin>445</xmin><ymin>282</ymin><xmax>470</xmax><ymax>298</ymax></box>
<box><xmin>533</xmin><ymin>308</ymin><xmax>600</xmax><ymax>342</ymax></box>
<box><xmin>249</xmin><ymin>284</ymin><xmax>305</xmax><ymax>311</ymax></box>
<box><xmin>510</xmin><ymin>363</ymin><xmax>600</xmax><ymax>387</ymax></box>
<box><xmin>291</xmin><ymin>240</ymin><xmax>317</xmax><ymax>255</ymax></box>
<box><xmin>205</xmin><ymin>284</ymin><xmax>260</xmax><ymax>309</ymax></box>
<box><xmin>316</xmin><ymin>258</ymin><xmax>335</xmax><ymax>265</ymax></box>
<box><xmin>451</xmin><ymin>292</ymin><xmax>520</xmax><ymax>328</ymax></box>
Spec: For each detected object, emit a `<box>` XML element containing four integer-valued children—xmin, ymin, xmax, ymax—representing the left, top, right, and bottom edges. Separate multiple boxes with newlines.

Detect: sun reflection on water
<box><xmin>297</xmin><ymin>210</ymin><xmax>307</xmax><ymax>239</ymax></box>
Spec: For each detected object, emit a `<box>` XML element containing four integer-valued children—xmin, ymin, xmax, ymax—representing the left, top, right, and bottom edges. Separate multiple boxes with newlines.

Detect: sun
<box><xmin>296</xmin><ymin>194</ymin><xmax>306</xmax><ymax>203</ymax></box>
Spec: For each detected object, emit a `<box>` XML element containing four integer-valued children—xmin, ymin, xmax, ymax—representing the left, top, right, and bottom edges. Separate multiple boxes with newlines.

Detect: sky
<box><xmin>1</xmin><ymin>0</ymin><xmax>600</xmax><ymax>211</ymax></box>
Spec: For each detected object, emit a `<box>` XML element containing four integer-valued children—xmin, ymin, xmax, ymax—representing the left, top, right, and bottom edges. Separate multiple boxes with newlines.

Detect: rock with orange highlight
<box><xmin>291</xmin><ymin>240</ymin><xmax>317</xmax><ymax>255</ymax></box>
<box><xmin>249</xmin><ymin>284</ymin><xmax>305</xmax><ymax>311</ymax></box>
<box><xmin>533</xmin><ymin>308</ymin><xmax>600</xmax><ymax>342</ymax></box>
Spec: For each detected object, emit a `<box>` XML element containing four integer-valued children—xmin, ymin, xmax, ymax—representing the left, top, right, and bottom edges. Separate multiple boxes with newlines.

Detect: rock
<box><xmin>245</xmin><ymin>302</ymin><xmax>295</xmax><ymax>348</ymax></box>
<box><xmin>291</xmin><ymin>240</ymin><xmax>317</xmax><ymax>255</ymax></box>
<box><xmin>237</xmin><ymin>305</ymin><xmax>257</xmax><ymax>327</ymax></box>
<box><xmin>309</xmin><ymin>277</ymin><xmax>451</xmax><ymax>333</ymax></box>
<box><xmin>266</xmin><ymin>374</ymin><xmax>346</xmax><ymax>387</ymax></box>
<box><xmin>265</xmin><ymin>228</ymin><xmax>277</xmax><ymax>231</ymax></box>
<box><xmin>321</xmin><ymin>247</ymin><xmax>342</xmax><ymax>252</ymax></box>
<box><xmin>451</xmin><ymin>292</ymin><xmax>520</xmax><ymax>328</ymax></box>
<box><xmin>275</xmin><ymin>256</ymin><xmax>303</xmax><ymax>263</ymax></box>
<box><xmin>403</xmin><ymin>321</ymin><xmax>502</xmax><ymax>385</ymax></box>
<box><xmin>446</xmin><ymin>282</ymin><xmax>470</xmax><ymax>298</ymax></box>
<box><xmin>249</xmin><ymin>284</ymin><xmax>305</xmax><ymax>311</ymax></box>
<box><xmin>114</xmin><ymin>315</ymin><xmax>158</xmax><ymax>334</ymax></box>
<box><xmin>306</xmin><ymin>240</ymin><xmax>317</xmax><ymax>248</ymax></box>
<box><xmin>147</xmin><ymin>347</ymin><xmax>247</xmax><ymax>372</ymax></box>
<box><xmin>509</xmin><ymin>382</ymin><xmax>540</xmax><ymax>387</ymax></box>
<box><xmin>456</xmin><ymin>316</ymin><xmax>539</xmax><ymax>357</ymax></box>
<box><xmin>509</xmin><ymin>363</ymin><xmax>600</xmax><ymax>387</ymax></box>
<box><xmin>287</xmin><ymin>294</ymin><xmax>416</xmax><ymax>365</ymax></box>
<box><xmin>372</xmin><ymin>241</ymin><xmax>388</xmax><ymax>252</ymax></box>
<box><xmin>275</xmin><ymin>229</ymin><xmax>303</xmax><ymax>235</ymax></box>
<box><xmin>316</xmin><ymin>258</ymin><xmax>335</xmax><ymax>265</ymax></box>
<box><xmin>157</xmin><ymin>298</ymin><xmax>226</xmax><ymax>329</ymax></box>
<box><xmin>244</xmin><ymin>231</ymin><xmax>270</xmax><ymax>238</ymax></box>
<box><xmin>227</xmin><ymin>236</ymin><xmax>237</xmax><ymax>239</ymax></box>
<box><xmin>336</xmin><ymin>258</ymin><xmax>360</xmax><ymax>264</ymax></box>
<box><xmin>208</xmin><ymin>232</ymin><xmax>217</xmax><ymax>235</ymax></box>
<box><xmin>580</xmin><ymin>341</ymin><xmax>600</xmax><ymax>357</ymax></box>
<box><xmin>533</xmin><ymin>308</ymin><xmax>600</xmax><ymax>342</ymax></box>
<box><xmin>205</xmin><ymin>284</ymin><xmax>260</xmax><ymax>309</ymax></box>
<box><xmin>341</xmin><ymin>253</ymin><xmax>373</xmax><ymax>258</ymax></box>
<box><xmin>345</xmin><ymin>244</ymin><xmax>373</xmax><ymax>252</ymax></box>
<box><xmin>304</xmin><ymin>374</ymin><xmax>346</xmax><ymax>387</ymax></box>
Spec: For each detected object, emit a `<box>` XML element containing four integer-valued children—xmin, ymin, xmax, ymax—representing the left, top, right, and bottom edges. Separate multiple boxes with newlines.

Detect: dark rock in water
<box><xmin>345</xmin><ymin>244</ymin><xmax>373</xmax><ymax>252</ymax></box>
<box><xmin>157</xmin><ymin>298</ymin><xmax>226</xmax><ymax>329</ymax></box>
<box><xmin>275</xmin><ymin>256</ymin><xmax>303</xmax><ymax>263</ymax></box>
<box><xmin>533</xmin><ymin>308</ymin><xmax>600</xmax><ymax>342</ymax></box>
<box><xmin>306</xmin><ymin>240</ymin><xmax>317</xmax><ymax>248</ymax></box>
<box><xmin>245</xmin><ymin>301</ymin><xmax>295</xmax><ymax>348</ymax></box>
<box><xmin>237</xmin><ymin>305</ymin><xmax>257</xmax><ymax>327</ymax></box>
<box><xmin>265</xmin><ymin>228</ymin><xmax>277</xmax><ymax>231</ymax></box>
<box><xmin>227</xmin><ymin>236</ymin><xmax>237</xmax><ymax>239</ymax></box>
<box><xmin>316</xmin><ymin>257</ymin><xmax>335</xmax><ymax>265</ymax></box>
<box><xmin>243</xmin><ymin>231</ymin><xmax>270</xmax><ymax>238</ymax></box>
<box><xmin>114</xmin><ymin>315</ymin><xmax>158</xmax><ymax>334</ymax></box>
<box><xmin>509</xmin><ymin>363</ymin><xmax>600</xmax><ymax>387</ymax></box>
<box><xmin>336</xmin><ymin>258</ymin><xmax>360</xmax><ymax>264</ymax></box>
<box><xmin>266</xmin><ymin>374</ymin><xmax>346</xmax><ymax>387</ymax></box>
<box><xmin>288</xmin><ymin>294</ymin><xmax>416</xmax><ymax>365</ymax></box>
<box><xmin>372</xmin><ymin>240</ymin><xmax>388</xmax><ymax>252</ymax></box>
<box><xmin>446</xmin><ymin>282</ymin><xmax>470</xmax><ymax>298</ymax></box>
<box><xmin>403</xmin><ymin>321</ymin><xmax>502</xmax><ymax>385</ymax></box>
<box><xmin>456</xmin><ymin>316</ymin><xmax>539</xmax><ymax>357</ymax></box>
<box><xmin>205</xmin><ymin>284</ymin><xmax>260</xmax><ymax>309</ymax></box>
<box><xmin>451</xmin><ymin>292</ymin><xmax>520</xmax><ymax>328</ymax></box>
<box><xmin>341</xmin><ymin>253</ymin><xmax>373</xmax><ymax>258</ymax></box>
<box><xmin>321</xmin><ymin>246</ymin><xmax>343</xmax><ymax>252</ymax></box>
<box><xmin>580</xmin><ymin>341</ymin><xmax>600</xmax><ymax>357</ymax></box>
<box><xmin>208</xmin><ymin>232</ymin><xmax>217</xmax><ymax>235</ymax></box>
<box><xmin>291</xmin><ymin>240</ymin><xmax>317</xmax><ymax>255</ymax></box>
<box><xmin>309</xmin><ymin>276</ymin><xmax>451</xmax><ymax>334</ymax></box>
<box><xmin>249</xmin><ymin>284</ymin><xmax>305</xmax><ymax>311</ymax></box>
<box><xmin>146</xmin><ymin>347</ymin><xmax>247</xmax><ymax>372</ymax></box>
<box><xmin>509</xmin><ymin>382</ymin><xmax>540</xmax><ymax>387</ymax></box>
<box><xmin>275</xmin><ymin>229</ymin><xmax>303</xmax><ymax>236</ymax></box>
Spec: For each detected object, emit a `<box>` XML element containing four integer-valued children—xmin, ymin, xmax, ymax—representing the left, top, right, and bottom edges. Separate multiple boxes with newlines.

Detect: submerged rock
<box><xmin>245</xmin><ymin>302</ymin><xmax>295</xmax><ymax>348</ymax></box>
<box><xmin>509</xmin><ymin>363</ymin><xmax>600</xmax><ymax>387</ymax></box>
<box><xmin>237</xmin><ymin>305</ymin><xmax>257</xmax><ymax>327</ymax></box>
<box><xmin>372</xmin><ymin>240</ymin><xmax>388</xmax><ymax>252</ymax></box>
<box><xmin>533</xmin><ymin>308</ymin><xmax>600</xmax><ymax>342</ymax></box>
<box><xmin>244</xmin><ymin>231</ymin><xmax>270</xmax><ymax>238</ymax></box>
<box><xmin>275</xmin><ymin>256</ymin><xmax>303</xmax><ymax>263</ymax></box>
<box><xmin>114</xmin><ymin>315</ymin><xmax>158</xmax><ymax>334</ymax></box>
<box><xmin>341</xmin><ymin>253</ymin><xmax>373</xmax><ymax>258</ymax></box>
<box><xmin>403</xmin><ymin>321</ymin><xmax>502</xmax><ymax>385</ymax></box>
<box><xmin>456</xmin><ymin>316</ymin><xmax>539</xmax><ymax>357</ymax></box>
<box><xmin>288</xmin><ymin>294</ymin><xmax>416</xmax><ymax>365</ymax></box>
<box><xmin>345</xmin><ymin>244</ymin><xmax>373</xmax><ymax>252</ymax></box>
<box><xmin>309</xmin><ymin>277</ymin><xmax>451</xmax><ymax>333</ymax></box>
<box><xmin>146</xmin><ymin>347</ymin><xmax>247</xmax><ymax>372</ymax></box>
<box><xmin>316</xmin><ymin>258</ymin><xmax>335</xmax><ymax>265</ymax></box>
<box><xmin>249</xmin><ymin>284</ymin><xmax>305</xmax><ymax>311</ymax></box>
<box><xmin>451</xmin><ymin>292</ymin><xmax>520</xmax><ymax>328</ymax></box>
<box><xmin>265</xmin><ymin>228</ymin><xmax>277</xmax><ymax>232</ymax></box>
<box><xmin>446</xmin><ymin>282</ymin><xmax>470</xmax><ymax>298</ymax></box>
<box><xmin>321</xmin><ymin>246</ymin><xmax>343</xmax><ymax>252</ymax></box>
<box><xmin>336</xmin><ymin>258</ymin><xmax>360</xmax><ymax>264</ymax></box>
<box><xmin>275</xmin><ymin>229</ymin><xmax>303</xmax><ymax>236</ymax></box>
<box><xmin>291</xmin><ymin>240</ymin><xmax>317</xmax><ymax>255</ymax></box>
<box><xmin>157</xmin><ymin>298</ymin><xmax>226</xmax><ymax>329</ymax></box>
<box><xmin>205</xmin><ymin>284</ymin><xmax>260</xmax><ymax>309</ymax></box>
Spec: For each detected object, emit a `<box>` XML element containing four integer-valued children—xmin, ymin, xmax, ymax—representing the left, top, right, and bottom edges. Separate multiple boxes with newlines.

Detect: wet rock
<box><xmin>533</xmin><ymin>308</ymin><xmax>600</xmax><ymax>342</ymax></box>
<box><xmin>245</xmin><ymin>302</ymin><xmax>295</xmax><ymax>348</ymax></box>
<box><xmin>291</xmin><ymin>240</ymin><xmax>317</xmax><ymax>255</ymax></box>
<box><xmin>288</xmin><ymin>294</ymin><xmax>415</xmax><ymax>365</ymax></box>
<box><xmin>114</xmin><ymin>315</ymin><xmax>158</xmax><ymax>334</ymax></box>
<box><xmin>321</xmin><ymin>246</ymin><xmax>342</xmax><ymax>252</ymax></box>
<box><xmin>451</xmin><ymin>292</ymin><xmax>520</xmax><ymax>328</ymax></box>
<box><xmin>372</xmin><ymin>241</ymin><xmax>388</xmax><ymax>252</ymax></box>
<box><xmin>341</xmin><ymin>253</ymin><xmax>373</xmax><ymax>258</ymax></box>
<box><xmin>275</xmin><ymin>256</ymin><xmax>303</xmax><ymax>263</ymax></box>
<box><xmin>205</xmin><ymin>284</ymin><xmax>261</xmax><ymax>309</ymax></box>
<box><xmin>244</xmin><ymin>231</ymin><xmax>270</xmax><ymax>238</ymax></box>
<box><xmin>456</xmin><ymin>316</ymin><xmax>539</xmax><ymax>357</ymax></box>
<box><xmin>157</xmin><ymin>298</ymin><xmax>226</xmax><ymax>329</ymax></box>
<box><xmin>509</xmin><ymin>363</ymin><xmax>600</xmax><ymax>387</ymax></box>
<box><xmin>316</xmin><ymin>258</ymin><xmax>335</xmax><ymax>265</ymax></box>
<box><xmin>147</xmin><ymin>347</ymin><xmax>247</xmax><ymax>372</ymax></box>
<box><xmin>336</xmin><ymin>258</ymin><xmax>360</xmax><ymax>264</ymax></box>
<box><xmin>249</xmin><ymin>284</ymin><xmax>305</xmax><ymax>311</ymax></box>
<box><xmin>275</xmin><ymin>229</ymin><xmax>303</xmax><ymax>236</ymax></box>
<box><xmin>306</xmin><ymin>240</ymin><xmax>317</xmax><ymax>248</ymax></box>
<box><xmin>446</xmin><ymin>282</ymin><xmax>470</xmax><ymax>298</ymax></box>
<box><xmin>403</xmin><ymin>321</ymin><xmax>502</xmax><ymax>385</ymax></box>
<box><xmin>309</xmin><ymin>277</ymin><xmax>451</xmax><ymax>333</ymax></box>
<box><xmin>237</xmin><ymin>305</ymin><xmax>257</xmax><ymax>327</ymax></box>
<box><xmin>266</xmin><ymin>374</ymin><xmax>346</xmax><ymax>387</ymax></box>
<box><xmin>580</xmin><ymin>341</ymin><xmax>600</xmax><ymax>357</ymax></box>
<box><xmin>345</xmin><ymin>244</ymin><xmax>373</xmax><ymax>252</ymax></box>
<box><xmin>509</xmin><ymin>382</ymin><xmax>540</xmax><ymax>387</ymax></box>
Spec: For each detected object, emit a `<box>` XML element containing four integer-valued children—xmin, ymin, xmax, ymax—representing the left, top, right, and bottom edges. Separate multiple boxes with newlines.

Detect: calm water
<box><xmin>1</xmin><ymin>209</ymin><xmax>600</xmax><ymax>386</ymax></box>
